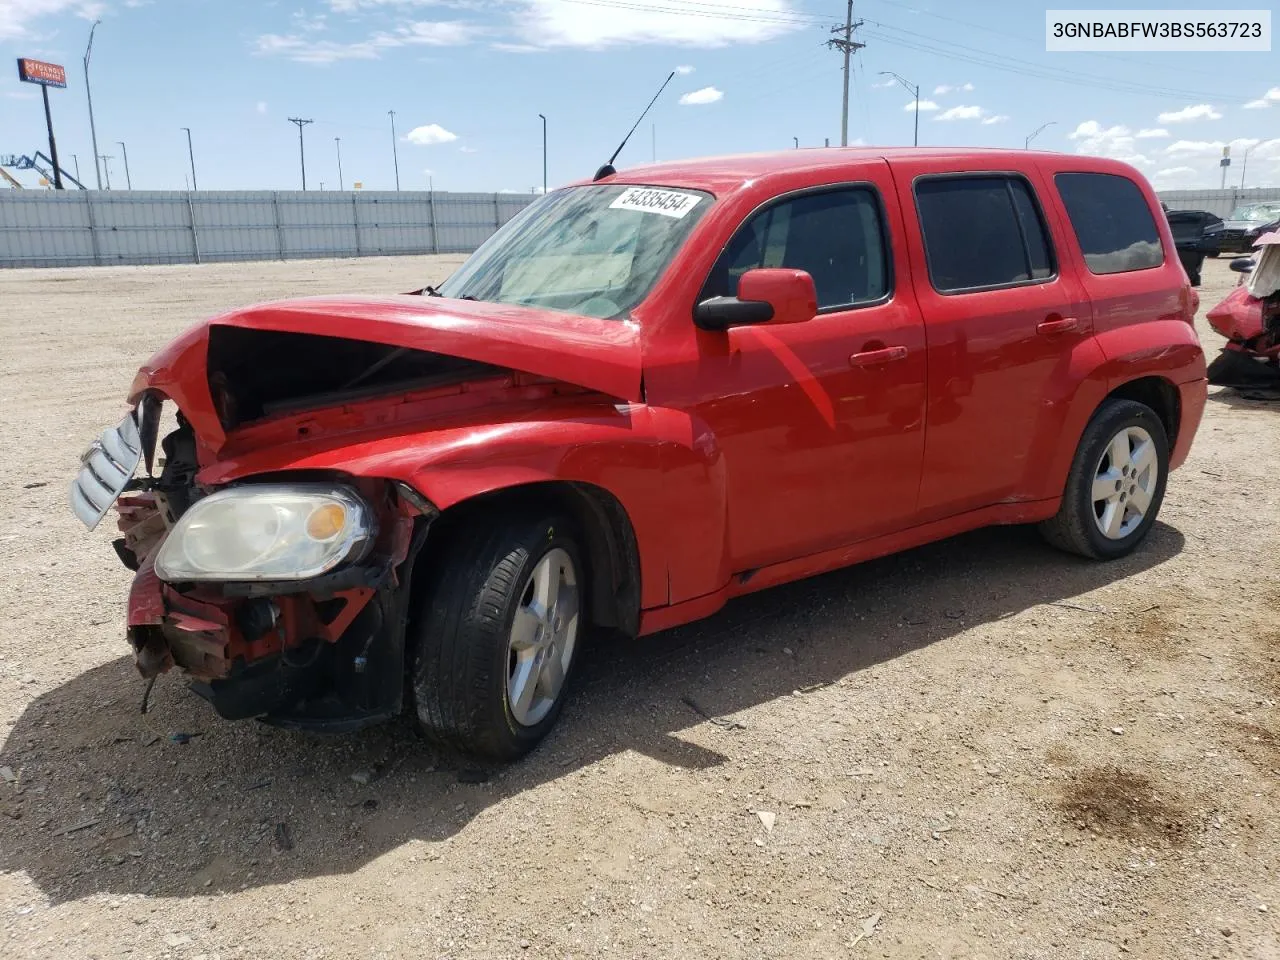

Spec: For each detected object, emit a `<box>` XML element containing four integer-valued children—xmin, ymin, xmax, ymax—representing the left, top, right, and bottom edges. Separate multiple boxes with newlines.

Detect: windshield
<box><xmin>1228</xmin><ymin>203</ymin><xmax>1280</xmax><ymax>222</ymax></box>
<box><xmin>435</xmin><ymin>184</ymin><xmax>712</xmax><ymax>320</ymax></box>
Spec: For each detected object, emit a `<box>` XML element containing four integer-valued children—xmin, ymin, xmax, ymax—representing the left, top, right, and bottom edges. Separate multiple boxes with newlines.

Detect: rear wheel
<box><xmin>1038</xmin><ymin>399</ymin><xmax>1169</xmax><ymax>560</ymax></box>
<box><xmin>411</xmin><ymin>512</ymin><xmax>584</xmax><ymax>760</ymax></box>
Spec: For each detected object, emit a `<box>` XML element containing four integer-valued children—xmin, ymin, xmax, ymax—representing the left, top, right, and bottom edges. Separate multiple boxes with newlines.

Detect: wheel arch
<box><xmin>1104</xmin><ymin>375</ymin><xmax>1181</xmax><ymax>449</ymax></box>
<box><xmin>422</xmin><ymin>480</ymin><xmax>642</xmax><ymax>639</ymax></box>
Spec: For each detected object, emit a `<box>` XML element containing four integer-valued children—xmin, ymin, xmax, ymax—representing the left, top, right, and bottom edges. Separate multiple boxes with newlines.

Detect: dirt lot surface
<box><xmin>1</xmin><ymin>255</ymin><xmax>1278</xmax><ymax>960</ymax></box>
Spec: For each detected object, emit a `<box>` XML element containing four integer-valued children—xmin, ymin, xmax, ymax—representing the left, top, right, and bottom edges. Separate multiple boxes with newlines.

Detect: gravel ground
<box><xmin>0</xmin><ymin>255</ymin><xmax>1277</xmax><ymax>960</ymax></box>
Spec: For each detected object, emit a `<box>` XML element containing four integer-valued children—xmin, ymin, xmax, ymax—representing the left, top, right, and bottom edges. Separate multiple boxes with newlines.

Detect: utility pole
<box><xmin>538</xmin><ymin>113</ymin><xmax>547</xmax><ymax>194</ymax></box>
<box><xmin>289</xmin><ymin>117</ymin><xmax>314</xmax><ymax>190</ymax></box>
<box><xmin>99</xmin><ymin>154</ymin><xmax>113</xmax><ymax>190</ymax></box>
<box><xmin>84</xmin><ymin>19</ymin><xmax>103</xmax><ymax>189</ymax></box>
<box><xmin>181</xmin><ymin>127</ymin><xmax>197</xmax><ymax>190</ymax></box>
<box><xmin>827</xmin><ymin>0</ymin><xmax>865</xmax><ymax>147</ymax></box>
<box><xmin>117</xmin><ymin>141</ymin><xmax>132</xmax><ymax>189</ymax></box>
<box><xmin>388</xmin><ymin>110</ymin><xmax>400</xmax><ymax>191</ymax></box>
<box><xmin>335</xmin><ymin>137</ymin><xmax>344</xmax><ymax>191</ymax></box>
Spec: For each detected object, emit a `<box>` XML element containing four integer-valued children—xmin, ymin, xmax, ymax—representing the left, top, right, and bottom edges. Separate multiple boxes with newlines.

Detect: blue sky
<box><xmin>2</xmin><ymin>0</ymin><xmax>1278</xmax><ymax>193</ymax></box>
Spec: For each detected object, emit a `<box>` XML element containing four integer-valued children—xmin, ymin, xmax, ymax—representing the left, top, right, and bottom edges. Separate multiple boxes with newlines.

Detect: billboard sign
<box><xmin>17</xmin><ymin>58</ymin><xmax>67</xmax><ymax>88</ymax></box>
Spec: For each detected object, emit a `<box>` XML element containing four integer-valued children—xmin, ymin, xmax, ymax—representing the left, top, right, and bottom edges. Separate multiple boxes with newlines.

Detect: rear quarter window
<box><xmin>1055</xmin><ymin>172</ymin><xmax>1164</xmax><ymax>275</ymax></box>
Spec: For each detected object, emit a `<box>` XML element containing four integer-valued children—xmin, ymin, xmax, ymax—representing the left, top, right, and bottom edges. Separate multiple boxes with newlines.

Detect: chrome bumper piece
<box><xmin>69</xmin><ymin>408</ymin><xmax>144</xmax><ymax>531</ymax></box>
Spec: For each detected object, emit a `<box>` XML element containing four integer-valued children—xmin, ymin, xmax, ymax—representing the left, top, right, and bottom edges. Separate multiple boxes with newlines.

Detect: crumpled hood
<box><xmin>131</xmin><ymin>294</ymin><xmax>644</xmax><ymax>457</ymax></box>
<box><xmin>212</xmin><ymin>294</ymin><xmax>643</xmax><ymax>400</ymax></box>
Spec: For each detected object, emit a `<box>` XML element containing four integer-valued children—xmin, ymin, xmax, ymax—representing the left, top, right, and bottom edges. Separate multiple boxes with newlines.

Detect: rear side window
<box><xmin>914</xmin><ymin>176</ymin><xmax>1055</xmax><ymax>293</ymax></box>
<box><xmin>1055</xmin><ymin>172</ymin><xmax>1164</xmax><ymax>274</ymax></box>
<box><xmin>700</xmin><ymin>186</ymin><xmax>890</xmax><ymax>311</ymax></box>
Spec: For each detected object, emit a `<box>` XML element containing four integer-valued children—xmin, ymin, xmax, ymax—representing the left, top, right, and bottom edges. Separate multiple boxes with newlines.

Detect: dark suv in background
<box><xmin>1214</xmin><ymin>201</ymin><xmax>1280</xmax><ymax>254</ymax></box>
<box><xmin>1163</xmin><ymin>206</ymin><xmax>1221</xmax><ymax>286</ymax></box>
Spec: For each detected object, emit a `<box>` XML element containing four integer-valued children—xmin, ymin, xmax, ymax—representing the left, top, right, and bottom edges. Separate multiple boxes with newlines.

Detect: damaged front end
<box><xmin>72</xmin><ymin>398</ymin><xmax>434</xmax><ymax>732</ymax></box>
<box><xmin>1205</xmin><ymin>233</ymin><xmax>1280</xmax><ymax>388</ymax></box>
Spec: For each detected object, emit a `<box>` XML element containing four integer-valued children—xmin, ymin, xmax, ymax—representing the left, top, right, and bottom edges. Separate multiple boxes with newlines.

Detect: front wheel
<box><xmin>410</xmin><ymin>512</ymin><xmax>585</xmax><ymax>760</ymax></box>
<box><xmin>1038</xmin><ymin>399</ymin><xmax>1170</xmax><ymax>560</ymax></box>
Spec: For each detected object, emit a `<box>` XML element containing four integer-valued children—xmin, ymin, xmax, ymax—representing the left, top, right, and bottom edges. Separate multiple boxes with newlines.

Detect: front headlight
<box><xmin>154</xmin><ymin>484</ymin><xmax>376</xmax><ymax>583</ymax></box>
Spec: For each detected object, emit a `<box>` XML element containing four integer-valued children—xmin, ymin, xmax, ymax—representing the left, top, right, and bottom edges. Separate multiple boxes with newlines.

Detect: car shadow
<box><xmin>0</xmin><ymin>522</ymin><xmax>1184</xmax><ymax>903</ymax></box>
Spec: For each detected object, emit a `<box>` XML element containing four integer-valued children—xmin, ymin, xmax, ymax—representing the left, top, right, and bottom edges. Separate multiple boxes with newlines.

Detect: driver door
<box><xmin>656</xmin><ymin>173</ymin><xmax>927</xmax><ymax>574</ymax></box>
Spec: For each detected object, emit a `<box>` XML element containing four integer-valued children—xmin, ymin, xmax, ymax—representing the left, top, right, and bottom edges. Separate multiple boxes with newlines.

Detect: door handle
<box><xmin>850</xmin><ymin>345</ymin><xmax>908</xmax><ymax>367</ymax></box>
<box><xmin>1037</xmin><ymin>316</ymin><xmax>1079</xmax><ymax>335</ymax></box>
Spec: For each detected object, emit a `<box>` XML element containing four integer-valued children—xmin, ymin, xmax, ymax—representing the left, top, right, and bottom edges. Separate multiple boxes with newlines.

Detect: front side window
<box><xmin>914</xmin><ymin>175</ymin><xmax>1055</xmax><ymax>294</ymax></box>
<box><xmin>700</xmin><ymin>187</ymin><xmax>890</xmax><ymax>311</ymax></box>
<box><xmin>436</xmin><ymin>184</ymin><xmax>712</xmax><ymax>320</ymax></box>
<box><xmin>1055</xmin><ymin>172</ymin><xmax>1164</xmax><ymax>275</ymax></box>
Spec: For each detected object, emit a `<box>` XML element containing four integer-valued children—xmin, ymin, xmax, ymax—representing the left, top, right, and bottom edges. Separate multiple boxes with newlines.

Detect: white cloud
<box><xmin>459</xmin><ymin>145</ymin><xmax>478</xmax><ymax>153</ymax></box>
<box><xmin>905</xmin><ymin>99</ymin><xmax>939</xmax><ymax>113</ymax></box>
<box><xmin>1164</xmin><ymin>137</ymin><xmax>1279</xmax><ymax>159</ymax></box>
<box><xmin>329</xmin><ymin>0</ymin><xmax>486</xmax><ymax>9</ymax></box>
<box><xmin>933</xmin><ymin>82</ymin><xmax>974</xmax><ymax>95</ymax></box>
<box><xmin>254</xmin><ymin>19</ymin><xmax>481</xmax><ymax>63</ymax></box>
<box><xmin>675</xmin><ymin>64</ymin><xmax>695</xmax><ymax>75</ymax></box>
<box><xmin>872</xmin><ymin>76</ymin><xmax>896</xmax><ymax>89</ymax></box>
<box><xmin>981</xmin><ymin>114</ymin><xmax>1009</xmax><ymax>125</ymax></box>
<box><xmin>490</xmin><ymin>41</ymin><xmax>540</xmax><ymax>52</ymax></box>
<box><xmin>405</xmin><ymin>123</ymin><xmax>458</xmax><ymax>145</ymax></box>
<box><xmin>0</xmin><ymin>0</ymin><xmax>103</xmax><ymax>40</ymax></box>
<box><xmin>1153</xmin><ymin>166</ymin><xmax>1196</xmax><ymax>180</ymax></box>
<box><xmin>1156</xmin><ymin>104</ymin><xmax>1222</xmax><ymax>124</ymax></box>
<box><xmin>256</xmin><ymin>101</ymin><xmax>268</xmax><ymax>114</ymax></box>
<box><xmin>1136</xmin><ymin>128</ymin><xmax>1169</xmax><ymax>139</ymax></box>
<box><xmin>4</xmin><ymin>89</ymin><xmax>38</xmax><ymax>99</ymax></box>
<box><xmin>679</xmin><ymin>85</ymin><xmax>723</xmax><ymax>106</ymax></box>
<box><xmin>936</xmin><ymin>105</ymin><xmax>984</xmax><ymax>121</ymax></box>
<box><xmin>1068</xmin><ymin>121</ymin><xmax>1151</xmax><ymax>168</ymax></box>
<box><xmin>1243</xmin><ymin>87</ymin><xmax>1280</xmax><ymax>109</ymax></box>
<box><xmin>511</xmin><ymin>0</ymin><xmax>802</xmax><ymax>49</ymax></box>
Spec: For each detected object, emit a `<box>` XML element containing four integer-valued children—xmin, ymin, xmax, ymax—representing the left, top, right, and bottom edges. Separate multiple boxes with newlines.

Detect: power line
<box><xmin>863</xmin><ymin>22</ymin><xmax>1238</xmax><ymax>102</ymax></box>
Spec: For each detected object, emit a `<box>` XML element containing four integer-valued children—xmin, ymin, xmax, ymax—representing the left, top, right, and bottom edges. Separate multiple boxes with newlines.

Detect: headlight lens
<box><xmin>154</xmin><ymin>484</ymin><xmax>375</xmax><ymax>582</ymax></box>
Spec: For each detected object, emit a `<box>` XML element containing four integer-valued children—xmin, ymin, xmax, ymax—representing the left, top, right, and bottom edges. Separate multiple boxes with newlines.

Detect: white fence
<box><xmin>1157</xmin><ymin>187</ymin><xmax>1280</xmax><ymax>218</ymax></box>
<box><xmin>0</xmin><ymin>190</ymin><xmax>537</xmax><ymax>268</ymax></box>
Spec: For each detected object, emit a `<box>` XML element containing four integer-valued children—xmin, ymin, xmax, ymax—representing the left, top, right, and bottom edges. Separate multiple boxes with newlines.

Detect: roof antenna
<box><xmin>594</xmin><ymin>71</ymin><xmax>676</xmax><ymax>182</ymax></box>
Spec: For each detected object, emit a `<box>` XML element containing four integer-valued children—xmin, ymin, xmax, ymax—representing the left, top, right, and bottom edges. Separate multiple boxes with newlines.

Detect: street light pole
<box><xmin>1025</xmin><ymin>121</ymin><xmax>1057</xmax><ymax>149</ymax></box>
<box><xmin>117</xmin><ymin>141</ymin><xmax>132</xmax><ymax>189</ymax></box>
<box><xmin>83</xmin><ymin>19</ymin><xmax>103</xmax><ymax>190</ymax></box>
<box><xmin>1241</xmin><ymin>142</ymin><xmax>1257</xmax><ymax>189</ymax></box>
<box><xmin>388</xmin><ymin>110</ymin><xmax>400</xmax><ymax>191</ymax></box>
<box><xmin>538</xmin><ymin>113</ymin><xmax>547</xmax><ymax>194</ymax></box>
<box><xmin>99</xmin><ymin>154</ymin><xmax>113</xmax><ymax>189</ymax></box>
<box><xmin>181</xmin><ymin>127</ymin><xmax>197</xmax><ymax>190</ymax></box>
<box><xmin>794</xmin><ymin>136</ymin><xmax>799</xmax><ymax>149</ymax></box>
<box><xmin>335</xmin><ymin>137</ymin><xmax>344</xmax><ymax>191</ymax></box>
<box><xmin>879</xmin><ymin>71</ymin><xmax>920</xmax><ymax>146</ymax></box>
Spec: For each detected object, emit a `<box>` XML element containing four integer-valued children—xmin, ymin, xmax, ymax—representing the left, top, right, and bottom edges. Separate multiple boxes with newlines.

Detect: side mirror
<box><xmin>694</xmin><ymin>268</ymin><xmax>818</xmax><ymax>331</ymax></box>
<box><xmin>1230</xmin><ymin>257</ymin><xmax>1255</xmax><ymax>274</ymax></box>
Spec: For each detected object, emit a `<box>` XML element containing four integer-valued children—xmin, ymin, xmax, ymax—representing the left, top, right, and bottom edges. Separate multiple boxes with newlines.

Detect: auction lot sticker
<box><xmin>1046</xmin><ymin>9</ymin><xmax>1271</xmax><ymax>51</ymax></box>
<box><xmin>610</xmin><ymin>187</ymin><xmax>703</xmax><ymax>219</ymax></box>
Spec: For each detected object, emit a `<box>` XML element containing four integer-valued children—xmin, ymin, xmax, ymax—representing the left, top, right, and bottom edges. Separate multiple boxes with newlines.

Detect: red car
<box><xmin>71</xmin><ymin>148</ymin><xmax>1206</xmax><ymax>759</ymax></box>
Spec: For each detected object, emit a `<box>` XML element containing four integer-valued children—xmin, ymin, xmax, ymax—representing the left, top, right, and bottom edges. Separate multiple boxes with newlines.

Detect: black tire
<box><xmin>1038</xmin><ymin>399</ymin><xmax>1170</xmax><ymax>560</ymax></box>
<box><xmin>410</xmin><ymin>512</ymin><xmax>585</xmax><ymax>760</ymax></box>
